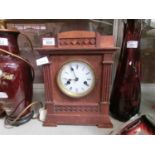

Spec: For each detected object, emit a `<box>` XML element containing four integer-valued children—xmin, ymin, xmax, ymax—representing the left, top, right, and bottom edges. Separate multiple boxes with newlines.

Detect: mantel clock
<box><xmin>36</xmin><ymin>30</ymin><xmax>117</xmax><ymax>128</ymax></box>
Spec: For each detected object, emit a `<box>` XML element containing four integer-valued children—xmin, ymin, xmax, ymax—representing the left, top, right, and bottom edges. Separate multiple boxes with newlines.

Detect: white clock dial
<box><xmin>57</xmin><ymin>60</ymin><xmax>95</xmax><ymax>98</ymax></box>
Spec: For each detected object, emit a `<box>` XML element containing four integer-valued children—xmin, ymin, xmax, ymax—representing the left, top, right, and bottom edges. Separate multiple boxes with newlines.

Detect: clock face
<box><xmin>57</xmin><ymin>60</ymin><xmax>95</xmax><ymax>98</ymax></box>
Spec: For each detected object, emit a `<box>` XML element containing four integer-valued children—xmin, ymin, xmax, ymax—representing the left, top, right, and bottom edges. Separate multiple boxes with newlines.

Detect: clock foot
<box><xmin>43</xmin><ymin>118</ymin><xmax>57</xmax><ymax>127</ymax></box>
<box><xmin>97</xmin><ymin>116</ymin><xmax>113</xmax><ymax>128</ymax></box>
<box><xmin>43</xmin><ymin>120</ymin><xmax>57</xmax><ymax>127</ymax></box>
<box><xmin>97</xmin><ymin>122</ymin><xmax>113</xmax><ymax>128</ymax></box>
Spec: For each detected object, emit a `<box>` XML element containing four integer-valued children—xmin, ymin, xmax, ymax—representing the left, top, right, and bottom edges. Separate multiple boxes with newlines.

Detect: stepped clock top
<box><xmin>36</xmin><ymin>30</ymin><xmax>118</xmax><ymax>51</ymax></box>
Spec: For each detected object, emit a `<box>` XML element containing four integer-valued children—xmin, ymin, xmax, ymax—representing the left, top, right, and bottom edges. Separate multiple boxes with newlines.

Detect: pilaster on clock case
<box><xmin>36</xmin><ymin>30</ymin><xmax>118</xmax><ymax>128</ymax></box>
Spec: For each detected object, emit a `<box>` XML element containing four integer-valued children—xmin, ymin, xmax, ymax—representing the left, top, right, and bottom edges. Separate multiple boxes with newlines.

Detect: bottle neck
<box><xmin>120</xmin><ymin>20</ymin><xmax>141</xmax><ymax>62</ymax></box>
<box><xmin>0</xmin><ymin>31</ymin><xmax>20</xmax><ymax>55</ymax></box>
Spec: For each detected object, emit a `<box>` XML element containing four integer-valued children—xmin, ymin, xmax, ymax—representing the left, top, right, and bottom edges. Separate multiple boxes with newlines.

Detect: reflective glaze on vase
<box><xmin>119</xmin><ymin>115</ymin><xmax>155</xmax><ymax>135</ymax></box>
<box><xmin>110</xmin><ymin>19</ymin><xmax>142</xmax><ymax>122</ymax></box>
<box><xmin>0</xmin><ymin>29</ymin><xmax>33</xmax><ymax>118</ymax></box>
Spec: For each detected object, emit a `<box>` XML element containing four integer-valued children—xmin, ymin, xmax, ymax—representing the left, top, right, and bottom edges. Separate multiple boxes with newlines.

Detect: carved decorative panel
<box><xmin>54</xmin><ymin>105</ymin><xmax>99</xmax><ymax>113</ymax></box>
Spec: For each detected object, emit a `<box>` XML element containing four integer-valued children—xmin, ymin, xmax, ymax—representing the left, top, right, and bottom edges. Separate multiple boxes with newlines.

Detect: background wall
<box><xmin>6</xmin><ymin>19</ymin><xmax>155</xmax><ymax>83</ymax></box>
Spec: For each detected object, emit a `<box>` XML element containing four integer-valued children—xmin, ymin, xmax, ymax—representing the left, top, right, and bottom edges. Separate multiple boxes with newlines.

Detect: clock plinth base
<box><xmin>43</xmin><ymin>114</ymin><xmax>112</xmax><ymax>128</ymax></box>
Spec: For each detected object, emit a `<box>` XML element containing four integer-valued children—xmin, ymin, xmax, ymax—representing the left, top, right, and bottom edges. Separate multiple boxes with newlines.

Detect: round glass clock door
<box><xmin>57</xmin><ymin>60</ymin><xmax>95</xmax><ymax>98</ymax></box>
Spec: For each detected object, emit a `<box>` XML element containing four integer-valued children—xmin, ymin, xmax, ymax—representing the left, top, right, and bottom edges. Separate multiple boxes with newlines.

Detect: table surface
<box><xmin>0</xmin><ymin>83</ymin><xmax>154</xmax><ymax>135</ymax></box>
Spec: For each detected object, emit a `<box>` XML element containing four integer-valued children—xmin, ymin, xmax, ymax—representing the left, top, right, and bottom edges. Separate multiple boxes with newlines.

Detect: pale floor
<box><xmin>0</xmin><ymin>83</ymin><xmax>155</xmax><ymax>135</ymax></box>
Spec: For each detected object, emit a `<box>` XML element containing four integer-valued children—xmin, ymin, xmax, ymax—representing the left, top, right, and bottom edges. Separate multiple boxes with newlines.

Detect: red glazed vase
<box><xmin>0</xmin><ymin>28</ymin><xmax>34</xmax><ymax>125</ymax></box>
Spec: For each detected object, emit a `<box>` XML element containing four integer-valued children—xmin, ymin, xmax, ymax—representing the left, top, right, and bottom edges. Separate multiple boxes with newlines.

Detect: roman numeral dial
<box><xmin>57</xmin><ymin>60</ymin><xmax>95</xmax><ymax>98</ymax></box>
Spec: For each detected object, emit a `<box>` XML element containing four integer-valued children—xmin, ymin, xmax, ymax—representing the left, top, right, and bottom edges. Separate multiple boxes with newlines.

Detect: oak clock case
<box><xmin>36</xmin><ymin>30</ymin><xmax>117</xmax><ymax>128</ymax></box>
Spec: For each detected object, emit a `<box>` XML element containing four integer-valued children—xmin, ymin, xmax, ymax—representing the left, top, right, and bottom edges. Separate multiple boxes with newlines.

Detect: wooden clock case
<box><xmin>36</xmin><ymin>30</ymin><xmax>117</xmax><ymax>128</ymax></box>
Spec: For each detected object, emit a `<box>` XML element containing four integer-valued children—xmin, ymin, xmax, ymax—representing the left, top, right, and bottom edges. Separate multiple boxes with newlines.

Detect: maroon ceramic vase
<box><xmin>0</xmin><ymin>28</ymin><xmax>34</xmax><ymax>125</ymax></box>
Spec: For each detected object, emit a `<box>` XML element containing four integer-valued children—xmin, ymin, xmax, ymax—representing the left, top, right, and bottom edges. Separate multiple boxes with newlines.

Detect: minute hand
<box><xmin>70</xmin><ymin>66</ymin><xmax>78</xmax><ymax>81</ymax></box>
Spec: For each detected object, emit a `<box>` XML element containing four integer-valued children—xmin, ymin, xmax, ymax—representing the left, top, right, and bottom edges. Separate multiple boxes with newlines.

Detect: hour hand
<box><xmin>65</xmin><ymin>78</ymin><xmax>76</xmax><ymax>85</ymax></box>
<box><xmin>65</xmin><ymin>80</ymin><xmax>71</xmax><ymax>86</ymax></box>
<box><xmin>63</xmin><ymin>78</ymin><xmax>74</xmax><ymax>81</ymax></box>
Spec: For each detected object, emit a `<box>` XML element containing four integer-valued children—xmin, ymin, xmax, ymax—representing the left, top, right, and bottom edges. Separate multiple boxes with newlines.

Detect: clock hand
<box><xmin>65</xmin><ymin>78</ymin><xmax>78</xmax><ymax>85</ymax></box>
<box><xmin>70</xmin><ymin>66</ymin><xmax>79</xmax><ymax>81</ymax></box>
<box><xmin>65</xmin><ymin>79</ymin><xmax>71</xmax><ymax>86</ymax></box>
<box><xmin>63</xmin><ymin>78</ymin><xmax>75</xmax><ymax>81</ymax></box>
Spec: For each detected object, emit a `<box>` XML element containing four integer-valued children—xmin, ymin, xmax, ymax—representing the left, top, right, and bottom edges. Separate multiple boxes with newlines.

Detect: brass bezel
<box><xmin>57</xmin><ymin>59</ymin><xmax>96</xmax><ymax>98</ymax></box>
